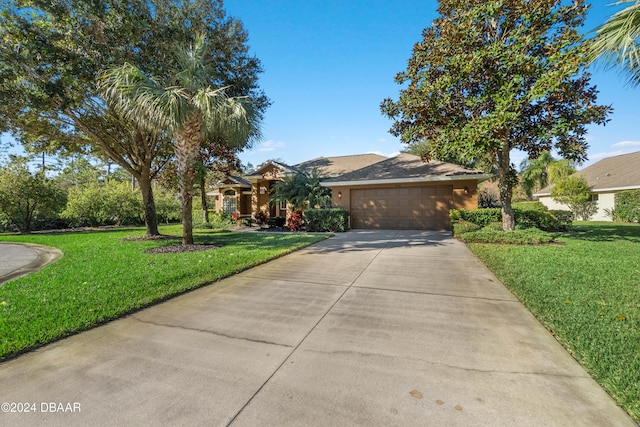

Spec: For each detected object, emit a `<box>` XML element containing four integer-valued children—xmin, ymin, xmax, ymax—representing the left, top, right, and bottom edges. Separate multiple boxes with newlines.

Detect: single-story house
<box><xmin>534</xmin><ymin>151</ymin><xmax>640</xmax><ymax>221</ymax></box>
<box><xmin>210</xmin><ymin>152</ymin><xmax>491</xmax><ymax>230</ymax></box>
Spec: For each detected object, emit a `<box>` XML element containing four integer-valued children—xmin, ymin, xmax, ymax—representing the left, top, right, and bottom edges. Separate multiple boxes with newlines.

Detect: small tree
<box><xmin>0</xmin><ymin>157</ymin><xmax>66</xmax><ymax>232</ymax></box>
<box><xmin>551</xmin><ymin>174</ymin><xmax>596</xmax><ymax>220</ymax></box>
<box><xmin>271</xmin><ymin>169</ymin><xmax>331</xmax><ymax>210</ymax></box>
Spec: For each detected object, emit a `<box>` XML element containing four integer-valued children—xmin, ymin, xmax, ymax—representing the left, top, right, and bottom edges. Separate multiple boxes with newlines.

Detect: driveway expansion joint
<box><xmin>351</xmin><ymin>284</ymin><xmax>519</xmax><ymax>302</ymax></box>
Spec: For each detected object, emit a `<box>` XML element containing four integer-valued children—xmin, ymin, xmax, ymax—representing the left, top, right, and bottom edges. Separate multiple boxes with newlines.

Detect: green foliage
<box><xmin>451</xmin><ymin>220</ymin><xmax>481</xmax><ymax>238</ymax></box>
<box><xmin>0</xmin><ymin>0</ymin><xmax>269</xmax><ymax>236</ymax></box>
<box><xmin>478</xmin><ymin>187</ymin><xmax>500</xmax><ymax>208</ymax></box>
<box><xmin>453</xmin><ymin>208</ymin><xmax>503</xmax><ymax>227</ymax></box>
<box><xmin>513</xmin><ymin>201</ymin><xmax>546</xmax><ymax>211</ymax></box>
<box><xmin>459</xmin><ymin>228</ymin><xmax>555</xmax><ymax>245</ymax></box>
<box><xmin>153</xmin><ymin>188</ymin><xmax>181</xmax><ymax>224</ymax></box>
<box><xmin>382</xmin><ymin>0</ymin><xmax>610</xmax><ymax>229</ymax></box>
<box><xmin>452</xmin><ymin>205</ymin><xmax>572</xmax><ymax>232</ymax></box>
<box><xmin>304</xmin><ymin>208</ymin><xmax>350</xmax><ymax>232</ymax></box>
<box><xmin>468</xmin><ymin>223</ymin><xmax>640</xmax><ymax>420</ymax></box>
<box><xmin>0</xmin><ymin>158</ymin><xmax>66</xmax><ymax>232</ymax></box>
<box><xmin>267</xmin><ymin>216</ymin><xmax>286</xmax><ymax>228</ymax></box>
<box><xmin>613</xmin><ymin>190</ymin><xmax>640</xmax><ymax>222</ymax></box>
<box><xmin>271</xmin><ymin>169</ymin><xmax>331</xmax><ymax>210</ymax></box>
<box><xmin>515</xmin><ymin>209</ymin><xmax>572</xmax><ymax>231</ymax></box>
<box><xmin>519</xmin><ymin>152</ymin><xmax>576</xmax><ymax>198</ymax></box>
<box><xmin>0</xmin><ymin>227</ymin><xmax>327</xmax><ymax>361</ymax></box>
<box><xmin>551</xmin><ymin>174</ymin><xmax>596</xmax><ymax>220</ymax></box>
<box><xmin>62</xmin><ymin>181</ymin><xmax>142</xmax><ymax>227</ymax></box>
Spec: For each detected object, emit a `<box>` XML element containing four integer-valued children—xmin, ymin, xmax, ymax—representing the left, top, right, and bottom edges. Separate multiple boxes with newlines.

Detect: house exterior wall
<box><xmin>537</xmin><ymin>192</ymin><xmax>615</xmax><ymax>221</ymax></box>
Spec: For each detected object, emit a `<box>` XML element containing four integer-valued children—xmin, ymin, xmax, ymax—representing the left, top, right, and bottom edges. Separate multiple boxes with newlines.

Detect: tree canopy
<box><xmin>99</xmin><ymin>36</ymin><xmax>261</xmax><ymax>245</ymax></box>
<box><xmin>0</xmin><ymin>0</ymin><xmax>268</xmax><ymax>236</ymax></box>
<box><xmin>381</xmin><ymin>0</ymin><xmax>610</xmax><ymax>230</ymax></box>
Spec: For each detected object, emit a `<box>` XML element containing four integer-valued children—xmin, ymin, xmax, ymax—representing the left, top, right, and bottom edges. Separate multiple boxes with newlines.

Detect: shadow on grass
<box><xmin>559</xmin><ymin>223</ymin><xmax>640</xmax><ymax>243</ymax></box>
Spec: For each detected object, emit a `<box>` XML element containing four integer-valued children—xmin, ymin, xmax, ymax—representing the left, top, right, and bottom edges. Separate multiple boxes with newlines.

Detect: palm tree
<box><xmin>590</xmin><ymin>1</ymin><xmax>640</xmax><ymax>86</ymax></box>
<box><xmin>99</xmin><ymin>35</ymin><xmax>260</xmax><ymax>244</ymax></box>
<box><xmin>519</xmin><ymin>152</ymin><xmax>575</xmax><ymax>198</ymax></box>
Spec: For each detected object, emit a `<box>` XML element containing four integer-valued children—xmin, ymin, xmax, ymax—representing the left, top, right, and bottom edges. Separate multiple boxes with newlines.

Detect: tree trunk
<box><xmin>200</xmin><ymin>175</ymin><xmax>209</xmax><ymax>223</ymax></box>
<box><xmin>176</xmin><ymin>118</ymin><xmax>202</xmax><ymax>245</ymax></box>
<box><xmin>497</xmin><ymin>145</ymin><xmax>516</xmax><ymax>231</ymax></box>
<box><xmin>137</xmin><ymin>172</ymin><xmax>160</xmax><ymax>236</ymax></box>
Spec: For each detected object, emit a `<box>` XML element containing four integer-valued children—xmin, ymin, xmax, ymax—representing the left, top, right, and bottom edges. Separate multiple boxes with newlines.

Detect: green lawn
<box><xmin>468</xmin><ymin>222</ymin><xmax>640</xmax><ymax>421</ymax></box>
<box><xmin>0</xmin><ymin>226</ymin><xmax>328</xmax><ymax>361</ymax></box>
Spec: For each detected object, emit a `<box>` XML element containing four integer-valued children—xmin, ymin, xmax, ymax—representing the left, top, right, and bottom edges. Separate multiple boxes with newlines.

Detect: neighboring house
<box><xmin>534</xmin><ymin>151</ymin><xmax>640</xmax><ymax>221</ymax></box>
<box><xmin>209</xmin><ymin>154</ymin><xmax>386</xmax><ymax>219</ymax></box>
<box><xmin>321</xmin><ymin>153</ymin><xmax>491</xmax><ymax>230</ymax></box>
<box><xmin>210</xmin><ymin>152</ymin><xmax>491</xmax><ymax>230</ymax></box>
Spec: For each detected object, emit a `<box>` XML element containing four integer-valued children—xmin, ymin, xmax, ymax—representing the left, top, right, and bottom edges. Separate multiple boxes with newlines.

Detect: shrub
<box><xmin>268</xmin><ymin>216</ymin><xmax>286</xmax><ymax>228</ymax></box>
<box><xmin>453</xmin><ymin>208</ymin><xmax>502</xmax><ymax>227</ymax></box>
<box><xmin>63</xmin><ymin>181</ymin><xmax>143</xmax><ymax>226</ymax></box>
<box><xmin>452</xmin><ymin>220</ymin><xmax>481</xmax><ymax>237</ymax></box>
<box><xmin>478</xmin><ymin>187</ymin><xmax>500</xmax><ymax>208</ymax></box>
<box><xmin>453</xmin><ymin>206</ymin><xmax>572</xmax><ymax>232</ymax></box>
<box><xmin>613</xmin><ymin>190</ymin><xmax>640</xmax><ymax>222</ymax></box>
<box><xmin>304</xmin><ymin>208</ymin><xmax>350</xmax><ymax>232</ymax></box>
<box><xmin>513</xmin><ymin>201</ymin><xmax>546</xmax><ymax>211</ymax></box>
<box><xmin>154</xmin><ymin>189</ymin><xmax>181</xmax><ymax>224</ymax></box>
<box><xmin>287</xmin><ymin>210</ymin><xmax>304</xmax><ymax>231</ymax></box>
<box><xmin>255</xmin><ymin>210</ymin><xmax>268</xmax><ymax>225</ymax></box>
<box><xmin>458</xmin><ymin>228</ymin><xmax>555</xmax><ymax>245</ymax></box>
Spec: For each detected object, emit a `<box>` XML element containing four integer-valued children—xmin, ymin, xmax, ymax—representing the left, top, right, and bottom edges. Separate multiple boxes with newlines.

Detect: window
<box><xmin>591</xmin><ymin>194</ymin><xmax>599</xmax><ymax>202</ymax></box>
<box><xmin>279</xmin><ymin>199</ymin><xmax>287</xmax><ymax>210</ymax></box>
<box><xmin>222</xmin><ymin>190</ymin><xmax>237</xmax><ymax>214</ymax></box>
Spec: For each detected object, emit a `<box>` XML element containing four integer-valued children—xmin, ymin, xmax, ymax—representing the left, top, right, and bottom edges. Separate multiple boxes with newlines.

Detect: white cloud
<box><xmin>612</xmin><ymin>140</ymin><xmax>640</xmax><ymax>147</ymax></box>
<box><xmin>254</xmin><ymin>140</ymin><xmax>285</xmax><ymax>153</ymax></box>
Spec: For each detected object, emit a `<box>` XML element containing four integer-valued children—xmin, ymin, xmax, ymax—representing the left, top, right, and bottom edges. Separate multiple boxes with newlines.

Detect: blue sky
<box><xmin>2</xmin><ymin>1</ymin><xmax>639</xmax><ymax>171</ymax></box>
<box><xmin>223</xmin><ymin>0</ymin><xmax>640</xmax><ymax>170</ymax></box>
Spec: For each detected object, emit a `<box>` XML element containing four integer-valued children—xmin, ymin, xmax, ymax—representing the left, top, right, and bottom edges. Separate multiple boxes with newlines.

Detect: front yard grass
<box><xmin>0</xmin><ymin>226</ymin><xmax>328</xmax><ymax>361</ymax></box>
<box><xmin>468</xmin><ymin>222</ymin><xmax>640</xmax><ymax>421</ymax></box>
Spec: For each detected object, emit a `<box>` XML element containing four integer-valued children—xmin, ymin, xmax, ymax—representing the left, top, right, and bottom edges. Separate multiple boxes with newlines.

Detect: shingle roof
<box><xmin>535</xmin><ymin>151</ymin><xmax>640</xmax><ymax>196</ymax></box>
<box><xmin>322</xmin><ymin>153</ymin><xmax>491</xmax><ymax>184</ymax></box>
<box><xmin>294</xmin><ymin>153</ymin><xmax>387</xmax><ymax>177</ymax></box>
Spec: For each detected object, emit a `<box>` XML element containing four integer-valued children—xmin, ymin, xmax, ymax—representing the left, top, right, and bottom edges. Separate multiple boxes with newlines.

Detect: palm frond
<box><xmin>590</xmin><ymin>0</ymin><xmax>640</xmax><ymax>85</ymax></box>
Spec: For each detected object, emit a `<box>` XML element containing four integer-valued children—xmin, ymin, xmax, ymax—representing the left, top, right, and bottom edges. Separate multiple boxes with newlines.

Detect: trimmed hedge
<box><xmin>304</xmin><ymin>208</ymin><xmax>349</xmax><ymax>232</ymax></box>
<box><xmin>457</xmin><ymin>227</ymin><xmax>555</xmax><ymax>245</ymax></box>
<box><xmin>450</xmin><ymin>206</ymin><xmax>572</xmax><ymax>231</ymax></box>
<box><xmin>452</xmin><ymin>220</ymin><xmax>481</xmax><ymax>237</ymax></box>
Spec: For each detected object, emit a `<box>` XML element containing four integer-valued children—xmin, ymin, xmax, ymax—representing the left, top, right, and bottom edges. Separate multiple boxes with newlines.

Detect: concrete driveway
<box><xmin>0</xmin><ymin>230</ymin><xmax>634</xmax><ymax>426</ymax></box>
<box><xmin>0</xmin><ymin>242</ymin><xmax>63</xmax><ymax>285</ymax></box>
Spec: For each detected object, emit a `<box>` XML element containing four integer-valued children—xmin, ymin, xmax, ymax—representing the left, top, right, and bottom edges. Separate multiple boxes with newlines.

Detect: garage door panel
<box><xmin>350</xmin><ymin>186</ymin><xmax>452</xmax><ymax>230</ymax></box>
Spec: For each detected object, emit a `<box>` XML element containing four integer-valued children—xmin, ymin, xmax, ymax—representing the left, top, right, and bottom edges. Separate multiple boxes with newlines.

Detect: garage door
<box><xmin>350</xmin><ymin>186</ymin><xmax>452</xmax><ymax>230</ymax></box>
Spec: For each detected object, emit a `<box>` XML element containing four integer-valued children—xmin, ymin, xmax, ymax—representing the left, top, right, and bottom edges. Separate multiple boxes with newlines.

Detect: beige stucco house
<box><xmin>534</xmin><ymin>151</ymin><xmax>640</xmax><ymax>221</ymax></box>
<box><xmin>211</xmin><ymin>153</ymin><xmax>491</xmax><ymax>230</ymax></box>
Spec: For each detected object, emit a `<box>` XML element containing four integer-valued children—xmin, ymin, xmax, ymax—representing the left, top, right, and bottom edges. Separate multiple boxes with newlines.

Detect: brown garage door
<box><xmin>350</xmin><ymin>185</ymin><xmax>452</xmax><ymax>230</ymax></box>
